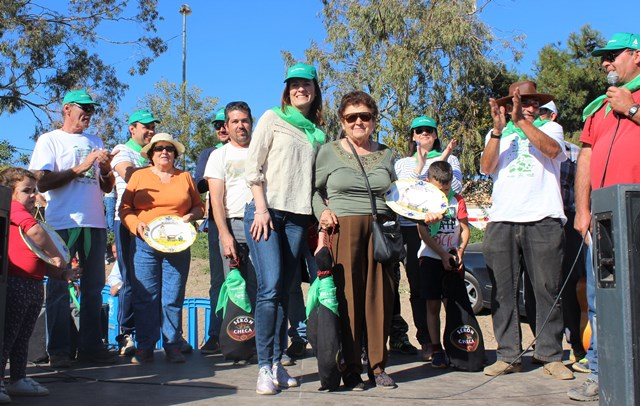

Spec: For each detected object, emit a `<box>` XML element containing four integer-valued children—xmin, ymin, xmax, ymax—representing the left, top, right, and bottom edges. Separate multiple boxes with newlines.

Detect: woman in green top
<box><xmin>313</xmin><ymin>90</ymin><xmax>398</xmax><ymax>390</ymax></box>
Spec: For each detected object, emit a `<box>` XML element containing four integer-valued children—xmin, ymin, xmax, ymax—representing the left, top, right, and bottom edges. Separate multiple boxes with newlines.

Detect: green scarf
<box><xmin>125</xmin><ymin>138</ymin><xmax>148</xmax><ymax>166</ymax></box>
<box><xmin>413</xmin><ymin>150</ymin><xmax>443</xmax><ymax>160</ymax></box>
<box><xmin>272</xmin><ymin>106</ymin><xmax>326</xmax><ymax>148</ymax></box>
<box><xmin>216</xmin><ymin>268</ymin><xmax>252</xmax><ymax>318</ymax></box>
<box><xmin>66</xmin><ymin>227</ymin><xmax>92</xmax><ymax>311</ymax></box>
<box><xmin>501</xmin><ymin>118</ymin><xmax>550</xmax><ymax>140</ymax></box>
<box><xmin>582</xmin><ymin>74</ymin><xmax>640</xmax><ymax>121</ymax></box>
<box><xmin>305</xmin><ymin>276</ymin><xmax>339</xmax><ymax>318</ymax></box>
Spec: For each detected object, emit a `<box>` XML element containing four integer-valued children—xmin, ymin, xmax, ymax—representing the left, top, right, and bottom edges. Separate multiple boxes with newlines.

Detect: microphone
<box><xmin>607</xmin><ymin>71</ymin><xmax>620</xmax><ymax>87</ymax></box>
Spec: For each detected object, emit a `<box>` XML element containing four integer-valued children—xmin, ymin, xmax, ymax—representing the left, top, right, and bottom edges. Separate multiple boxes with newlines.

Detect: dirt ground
<box><xmin>180</xmin><ymin>258</ymin><xmax>540</xmax><ymax>352</ymax></box>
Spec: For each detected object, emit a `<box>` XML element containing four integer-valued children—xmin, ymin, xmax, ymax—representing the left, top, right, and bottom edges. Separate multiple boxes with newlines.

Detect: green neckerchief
<box><xmin>430</xmin><ymin>189</ymin><xmax>456</xmax><ymax>237</ymax></box>
<box><xmin>124</xmin><ymin>138</ymin><xmax>148</xmax><ymax>166</ymax></box>
<box><xmin>215</xmin><ymin>268</ymin><xmax>252</xmax><ymax>318</ymax></box>
<box><xmin>305</xmin><ymin>276</ymin><xmax>339</xmax><ymax>318</ymax></box>
<box><xmin>582</xmin><ymin>73</ymin><xmax>640</xmax><ymax>121</ymax></box>
<box><xmin>215</xmin><ymin>142</ymin><xmax>223</xmax><ymax>148</ymax></box>
<box><xmin>501</xmin><ymin>118</ymin><xmax>550</xmax><ymax>140</ymax></box>
<box><xmin>413</xmin><ymin>150</ymin><xmax>443</xmax><ymax>160</ymax></box>
<box><xmin>271</xmin><ymin>106</ymin><xmax>326</xmax><ymax>148</ymax></box>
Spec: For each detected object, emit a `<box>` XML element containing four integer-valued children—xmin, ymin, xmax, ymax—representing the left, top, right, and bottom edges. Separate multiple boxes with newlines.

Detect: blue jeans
<box><xmin>243</xmin><ymin>201</ymin><xmax>308</xmax><ymax>368</ymax></box>
<box><xmin>483</xmin><ymin>218</ymin><xmax>565</xmax><ymax>363</ymax></box>
<box><xmin>206</xmin><ymin>217</ymin><xmax>224</xmax><ymax>340</ymax></box>
<box><xmin>104</xmin><ymin>196</ymin><xmax>116</xmax><ymax>234</ymax></box>
<box><xmin>131</xmin><ymin>237</ymin><xmax>190</xmax><ymax>351</ymax></box>
<box><xmin>585</xmin><ymin>239</ymin><xmax>598</xmax><ymax>381</ymax></box>
<box><xmin>288</xmin><ymin>243</ymin><xmax>318</xmax><ymax>345</ymax></box>
<box><xmin>114</xmin><ymin>221</ymin><xmax>135</xmax><ymax>335</ymax></box>
<box><xmin>46</xmin><ymin>228</ymin><xmax>107</xmax><ymax>356</ymax></box>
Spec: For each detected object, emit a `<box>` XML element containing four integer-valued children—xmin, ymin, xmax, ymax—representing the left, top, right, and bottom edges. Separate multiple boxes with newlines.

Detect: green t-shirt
<box><xmin>313</xmin><ymin>140</ymin><xmax>396</xmax><ymax>219</ymax></box>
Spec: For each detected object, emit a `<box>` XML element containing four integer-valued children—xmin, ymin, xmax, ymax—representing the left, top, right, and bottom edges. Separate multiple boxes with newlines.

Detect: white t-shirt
<box><xmin>203</xmin><ymin>143</ymin><xmax>252</xmax><ymax>218</ymax></box>
<box><xmin>110</xmin><ymin>142</ymin><xmax>148</xmax><ymax>221</ymax></box>
<box><xmin>418</xmin><ymin>193</ymin><xmax>468</xmax><ymax>259</ymax></box>
<box><xmin>483</xmin><ymin>121</ymin><xmax>567</xmax><ymax>224</ymax></box>
<box><xmin>29</xmin><ymin>129</ymin><xmax>106</xmax><ymax>230</ymax></box>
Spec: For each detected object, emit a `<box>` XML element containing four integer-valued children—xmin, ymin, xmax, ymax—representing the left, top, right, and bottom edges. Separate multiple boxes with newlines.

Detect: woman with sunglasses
<box><xmin>244</xmin><ymin>63</ymin><xmax>325</xmax><ymax>395</ymax></box>
<box><xmin>393</xmin><ymin>115</ymin><xmax>461</xmax><ymax>362</ymax></box>
<box><xmin>313</xmin><ymin>90</ymin><xmax>398</xmax><ymax>390</ymax></box>
<box><xmin>120</xmin><ymin>133</ymin><xmax>204</xmax><ymax>364</ymax></box>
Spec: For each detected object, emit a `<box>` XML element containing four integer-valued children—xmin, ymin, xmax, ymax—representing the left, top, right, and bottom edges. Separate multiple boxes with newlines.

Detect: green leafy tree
<box><xmin>0</xmin><ymin>0</ymin><xmax>167</xmax><ymax>138</ymax></box>
<box><xmin>137</xmin><ymin>79</ymin><xmax>219</xmax><ymax>171</ymax></box>
<box><xmin>534</xmin><ymin>25</ymin><xmax>606</xmax><ymax>142</ymax></box>
<box><xmin>292</xmin><ymin>0</ymin><xmax>522</xmax><ymax>177</ymax></box>
<box><xmin>0</xmin><ymin>139</ymin><xmax>29</xmax><ymax>170</ymax></box>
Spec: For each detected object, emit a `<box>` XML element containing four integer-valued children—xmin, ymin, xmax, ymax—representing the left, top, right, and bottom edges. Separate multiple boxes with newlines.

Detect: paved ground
<box><xmin>14</xmin><ymin>348</ymin><xmax>589</xmax><ymax>406</ymax></box>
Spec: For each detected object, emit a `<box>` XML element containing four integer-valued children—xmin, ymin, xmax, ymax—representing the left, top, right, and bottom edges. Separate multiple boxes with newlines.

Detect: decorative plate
<box><xmin>385</xmin><ymin>178</ymin><xmax>449</xmax><ymax>220</ymax></box>
<box><xmin>19</xmin><ymin>221</ymin><xmax>71</xmax><ymax>266</ymax></box>
<box><xmin>143</xmin><ymin>215</ymin><xmax>197</xmax><ymax>253</ymax></box>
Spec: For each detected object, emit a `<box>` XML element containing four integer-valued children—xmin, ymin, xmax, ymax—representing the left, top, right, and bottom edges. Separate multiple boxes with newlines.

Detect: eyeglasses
<box><xmin>70</xmin><ymin>103</ymin><xmax>95</xmax><ymax>114</ymax></box>
<box><xmin>213</xmin><ymin>121</ymin><xmax>225</xmax><ymax>131</ymax></box>
<box><xmin>413</xmin><ymin>127</ymin><xmax>436</xmax><ymax>135</ymax></box>
<box><xmin>152</xmin><ymin>145</ymin><xmax>176</xmax><ymax>153</ymax></box>
<box><xmin>601</xmin><ymin>48</ymin><xmax>629</xmax><ymax>63</ymax></box>
<box><xmin>342</xmin><ymin>112</ymin><xmax>374</xmax><ymax>123</ymax></box>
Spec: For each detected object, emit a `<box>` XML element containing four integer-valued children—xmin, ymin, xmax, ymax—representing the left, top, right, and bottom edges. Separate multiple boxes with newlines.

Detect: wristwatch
<box><xmin>490</xmin><ymin>132</ymin><xmax>501</xmax><ymax>140</ymax></box>
<box><xmin>629</xmin><ymin>104</ymin><xmax>640</xmax><ymax>118</ymax></box>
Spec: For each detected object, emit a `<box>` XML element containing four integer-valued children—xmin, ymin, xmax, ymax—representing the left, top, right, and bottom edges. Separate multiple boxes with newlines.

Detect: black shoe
<box><xmin>389</xmin><ymin>340</ymin><xmax>418</xmax><ymax>355</ymax></box>
<box><xmin>343</xmin><ymin>372</ymin><xmax>366</xmax><ymax>391</ymax></box>
<box><xmin>286</xmin><ymin>341</ymin><xmax>306</xmax><ymax>359</ymax></box>
<box><xmin>77</xmin><ymin>348</ymin><xmax>116</xmax><ymax>364</ymax></box>
<box><xmin>199</xmin><ymin>337</ymin><xmax>220</xmax><ymax>354</ymax></box>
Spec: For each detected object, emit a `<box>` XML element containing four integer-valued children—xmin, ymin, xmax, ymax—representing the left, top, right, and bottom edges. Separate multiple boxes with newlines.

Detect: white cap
<box><xmin>540</xmin><ymin>100</ymin><xmax>557</xmax><ymax>115</ymax></box>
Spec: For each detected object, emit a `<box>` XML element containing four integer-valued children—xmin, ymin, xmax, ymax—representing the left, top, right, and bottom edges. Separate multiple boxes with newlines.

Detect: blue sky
<box><xmin>1</xmin><ymin>0</ymin><xmax>636</xmax><ymax>157</ymax></box>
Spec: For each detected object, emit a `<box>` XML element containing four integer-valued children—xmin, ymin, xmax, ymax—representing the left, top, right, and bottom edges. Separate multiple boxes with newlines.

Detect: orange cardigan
<box><xmin>120</xmin><ymin>166</ymin><xmax>204</xmax><ymax>235</ymax></box>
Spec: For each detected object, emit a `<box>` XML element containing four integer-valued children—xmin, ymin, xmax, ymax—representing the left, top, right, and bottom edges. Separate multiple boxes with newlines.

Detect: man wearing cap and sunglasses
<box><xmin>480</xmin><ymin>81</ymin><xmax>573</xmax><ymax>380</ymax></box>
<box><xmin>569</xmin><ymin>32</ymin><xmax>640</xmax><ymax>402</ymax></box>
<box><xmin>194</xmin><ymin>107</ymin><xmax>230</xmax><ymax>354</ymax></box>
<box><xmin>109</xmin><ymin>109</ymin><xmax>160</xmax><ymax>357</ymax></box>
<box><xmin>29</xmin><ymin>89</ymin><xmax>118</xmax><ymax>367</ymax></box>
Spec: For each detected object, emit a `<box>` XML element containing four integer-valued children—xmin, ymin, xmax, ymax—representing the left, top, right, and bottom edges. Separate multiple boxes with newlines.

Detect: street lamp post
<box><xmin>179</xmin><ymin>4</ymin><xmax>191</xmax><ymax>169</ymax></box>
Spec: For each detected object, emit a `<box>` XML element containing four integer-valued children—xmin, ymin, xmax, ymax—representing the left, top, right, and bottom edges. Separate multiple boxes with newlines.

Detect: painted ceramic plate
<box><xmin>385</xmin><ymin>178</ymin><xmax>449</xmax><ymax>220</ymax></box>
<box><xmin>19</xmin><ymin>221</ymin><xmax>71</xmax><ymax>266</ymax></box>
<box><xmin>143</xmin><ymin>215</ymin><xmax>196</xmax><ymax>253</ymax></box>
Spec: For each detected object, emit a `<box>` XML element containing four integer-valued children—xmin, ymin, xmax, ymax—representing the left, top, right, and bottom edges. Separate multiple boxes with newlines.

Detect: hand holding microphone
<box><xmin>605</xmin><ymin>71</ymin><xmax>638</xmax><ymax>117</ymax></box>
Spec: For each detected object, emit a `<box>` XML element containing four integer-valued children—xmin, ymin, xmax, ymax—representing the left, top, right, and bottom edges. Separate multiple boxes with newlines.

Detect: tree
<box><xmin>534</xmin><ymin>25</ymin><xmax>607</xmax><ymax>142</ymax></box>
<box><xmin>0</xmin><ymin>0</ymin><xmax>167</xmax><ymax>135</ymax></box>
<box><xmin>0</xmin><ymin>139</ymin><xmax>30</xmax><ymax>170</ymax></box>
<box><xmin>292</xmin><ymin>0</ymin><xmax>522</xmax><ymax>177</ymax></box>
<box><xmin>138</xmin><ymin>79</ymin><xmax>219</xmax><ymax>171</ymax></box>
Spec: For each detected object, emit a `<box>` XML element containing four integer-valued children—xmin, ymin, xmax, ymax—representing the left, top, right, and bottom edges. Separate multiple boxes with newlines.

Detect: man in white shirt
<box><xmin>204</xmin><ymin>101</ymin><xmax>256</xmax><ymax>301</ymax></box>
<box><xmin>29</xmin><ymin>89</ymin><xmax>117</xmax><ymax>367</ymax></box>
<box><xmin>480</xmin><ymin>81</ymin><xmax>572</xmax><ymax>380</ymax></box>
<box><xmin>110</xmin><ymin>109</ymin><xmax>159</xmax><ymax>356</ymax></box>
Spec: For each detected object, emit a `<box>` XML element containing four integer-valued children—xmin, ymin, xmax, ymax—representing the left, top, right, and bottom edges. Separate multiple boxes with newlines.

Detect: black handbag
<box><xmin>346</xmin><ymin>139</ymin><xmax>406</xmax><ymax>264</ymax></box>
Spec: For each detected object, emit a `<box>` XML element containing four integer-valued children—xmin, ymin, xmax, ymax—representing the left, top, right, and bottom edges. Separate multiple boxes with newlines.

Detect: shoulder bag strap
<box><xmin>345</xmin><ymin>138</ymin><xmax>378</xmax><ymax>221</ymax></box>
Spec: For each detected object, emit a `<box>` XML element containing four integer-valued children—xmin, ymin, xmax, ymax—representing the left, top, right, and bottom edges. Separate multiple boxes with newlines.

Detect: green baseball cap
<box><xmin>62</xmin><ymin>89</ymin><xmax>99</xmax><ymax>105</ymax></box>
<box><xmin>128</xmin><ymin>109</ymin><xmax>160</xmax><ymax>125</ymax></box>
<box><xmin>592</xmin><ymin>32</ymin><xmax>640</xmax><ymax>56</ymax></box>
<box><xmin>410</xmin><ymin>116</ymin><xmax>437</xmax><ymax>129</ymax></box>
<box><xmin>213</xmin><ymin>108</ymin><xmax>225</xmax><ymax>123</ymax></box>
<box><xmin>284</xmin><ymin>63</ymin><xmax>317</xmax><ymax>82</ymax></box>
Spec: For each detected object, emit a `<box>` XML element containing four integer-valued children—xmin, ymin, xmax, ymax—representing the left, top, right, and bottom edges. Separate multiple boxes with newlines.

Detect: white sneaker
<box><xmin>6</xmin><ymin>377</ymin><xmax>49</xmax><ymax>397</ymax></box>
<box><xmin>272</xmin><ymin>362</ymin><xmax>299</xmax><ymax>388</ymax></box>
<box><xmin>118</xmin><ymin>334</ymin><xmax>137</xmax><ymax>356</ymax></box>
<box><xmin>256</xmin><ymin>366</ymin><xmax>278</xmax><ymax>395</ymax></box>
<box><xmin>0</xmin><ymin>381</ymin><xmax>11</xmax><ymax>403</ymax></box>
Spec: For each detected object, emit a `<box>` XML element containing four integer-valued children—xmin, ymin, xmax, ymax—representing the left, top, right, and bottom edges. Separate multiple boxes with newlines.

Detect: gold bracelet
<box><xmin>100</xmin><ymin>170</ymin><xmax>112</xmax><ymax>178</ymax></box>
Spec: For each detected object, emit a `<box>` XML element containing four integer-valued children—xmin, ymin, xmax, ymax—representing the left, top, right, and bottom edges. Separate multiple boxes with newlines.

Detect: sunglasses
<box><xmin>601</xmin><ymin>48</ymin><xmax>629</xmax><ymax>63</ymax></box>
<box><xmin>152</xmin><ymin>145</ymin><xmax>176</xmax><ymax>153</ymax></box>
<box><xmin>414</xmin><ymin>126</ymin><xmax>435</xmax><ymax>135</ymax></box>
<box><xmin>520</xmin><ymin>98</ymin><xmax>540</xmax><ymax>108</ymax></box>
<box><xmin>342</xmin><ymin>112</ymin><xmax>374</xmax><ymax>124</ymax></box>
<box><xmin>213</xmin><ymin>121</ymin><xmax>225</xmax><ymax>131</ymax></box>
<box><xmin>70</xmin><ymin>103</ymin><xmax>95</xmax><ymax>114</ymax></box>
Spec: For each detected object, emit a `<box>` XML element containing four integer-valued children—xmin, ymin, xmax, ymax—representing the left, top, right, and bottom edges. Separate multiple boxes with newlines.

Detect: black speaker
<box><xmin>592</xmin><ymin>184</ymin><xmax>640</xmax><ymax>406</ymax></box>
<box><xmin>0</xmin><ymin>186</ymin><xmax>12</xmax><ymax>358</ymax></box>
